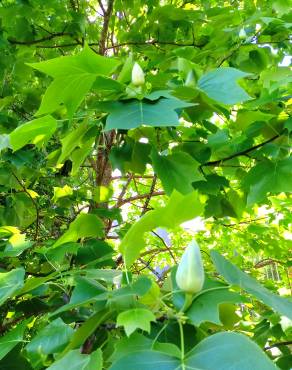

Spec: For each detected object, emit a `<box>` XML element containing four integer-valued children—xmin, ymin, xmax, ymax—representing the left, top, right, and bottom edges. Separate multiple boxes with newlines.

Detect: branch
<box><xmin>114</xmin><ymin>191</ymin><xmax>165</xmax><ymax>207</ymax></box>
<box><xmin>104</xmin><ymin>39</ymin><xmax>204</xmax><ymax>51</ymax></box>
<box><xmin>8</xmin><ymin>32</ymin><xmax>71</xmax><ymax>46</ymax></box>
<box><xmin>99</xmin><ymin>0</ymin><xmax>114</xmax><ymax>55</ymax></box>
<box><xmin>202</xmin><ymin>132</ymin><xmax>284</xmax><ymax>168</ymax></box>
<box><xmin>140</xmin><ymin>174</ymin><xmax>157</xmax><ymax>216</ymax></box>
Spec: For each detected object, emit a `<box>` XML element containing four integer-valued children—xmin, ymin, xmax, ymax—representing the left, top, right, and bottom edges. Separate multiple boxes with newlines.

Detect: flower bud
<box><xmin>176</xmin><ymin>240</ymin><xmax>205</xmax><ymax>294</ymax></box>
<box><xmin>239</xmin><ymin>28</ymin><xmax>247</xmax><ymax>40</ymax></box>
<box><xmin>131</xmin><ymin>62</ymin><xmax>145</xmax><ymax>86</ymax></box>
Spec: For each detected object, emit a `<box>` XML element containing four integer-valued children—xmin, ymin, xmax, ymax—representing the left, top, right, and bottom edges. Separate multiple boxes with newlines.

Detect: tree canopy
<box><xmin>0</xmin><ymin>0</ymin><xmax>291</xmax><ymax>369</ymax></box>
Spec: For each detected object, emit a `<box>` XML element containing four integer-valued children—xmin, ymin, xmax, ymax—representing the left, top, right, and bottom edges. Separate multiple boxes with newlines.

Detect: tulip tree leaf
<box><xmin>242</xmin><ymin>158</ymin><xmax>292</xmax><ymax>205</ymax></box>
<box><xmin>0</xmin><ymin>268</ymin><xmax>25</xmax><ymax>306</ymax></box>
<box><xmin>110</xmin><ymin>332</ymin><xmax>277</xmax><ymax>370</ymax></box>
<box><xmin>117</xmin><ymin>308</ymin><xmax>156</xmax><ymax>337</ymax></box>
<box><xmin>47</xmin><ymin>349</ymin><xmax>102</xmax><ymax>370</ymax></box>
<box><xmin>10</xmin><ymin>115</ymin><xmax>57</xmax><ymax>151</ymax></box>
<box><xmin>120</xmin><ymin>190</ymin><xmax>204</xmax><ymax>267</ymax></box>
<box><xmin>53</xmin><ymin>213</ymin><xmax>104</xmax><ymax>247</ymax></box>
<box><xmin>187</xmin><ymin>288</ymin><xmax>244</xmax><ymax>326</ymax></box>
<box><xmin>211</xmin><ymin>251</ymin><xmax>292</xmax><ymax>320</ymax></box>
<box><xmin>26</xmin><ymin>318</ymin><xmax>74</xmax><ymax>355</ymax></box>
<box><xmin>198</xmin><ymin>67</ymin><xmax>251</xmax><ymax>105</ymax></box>
<box><xmin>185</xmin><ymin>332</ymin><xmax>278</xmax><ymax>370</ymax></box>
<box><xmin>109</xmin><ymin>350</ymin><xmax>180</xmax><ymax>370</ymax></box>
<box><xmin>0</xmin><ymin>320</ymin><xmax>28</xmax><ymax>360</ymax></box>
<box><xmin>103</xmin><ymin>97</ymin><xmax>194</xmax><ymax>130</ymax></box>
<box><xmin>28</xmin><ymin>45</ymin><xmax>120</xmax><ymax>117</ymax></box>
<box><xmin>151</xmin><ymin>150</ymin><xmax>204</xmax><ymax>195</ymax></box>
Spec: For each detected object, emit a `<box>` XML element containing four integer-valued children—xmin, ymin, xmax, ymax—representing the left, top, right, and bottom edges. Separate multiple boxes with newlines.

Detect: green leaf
<box><xmin>103</xmin><ymin>97</ymin><xmax>194</xmax><ymax>131</ymax></box>
<box><xmin>187</xmin><ymin>288</ymin><xmax>244</xmax><ymax>326</ymax></box>
<box><xmin>47</xmin><ymin>349</ymin><xmax>102</xmax><ymax>370</ymax></box>
<box><xmin>211</xmin><ymin>251</ymin><xmax>292</xmax><ymax>320</ymax></box>
<box><xmin>0</xmin><ymin>320</ymin><xmax>27</xmax><ymax>360</ymax></box>
<box><xmin>243</xmin><ymin>158</ymin><xmax>292</xmax><ymax>205</ymax></box>
<box><xmin>53</xmin><ymin>213</ymin><xmax>104</xmax><ymax>247</ymax></box>
<box><xmin>120</xmin><ymin>190</ymin><xmax>204</xmax><ymax>267</ymax></box>
<box><xmin>186</xmin><ymin>332</ymin><xmax>278</xmax><ymax>370</ymax></box>
<box><xmin>28</xmin><ymin>45</ymin><xmax>120</xmax><ymax>117</ymax></box>
<box><xmin>0</xmin><ymin>268</ymin><xmax>25</xmax><ymax>306</ymax></box>
<box><xmin>26</xmin><ymin>318</ymin><xmax>74</xmax><ymax>355</ymax></box>
<box><xmin>109</xmin><ymin>350</ymin><xmax>180</xmax><ymax>370</ymax></box>
<box><xmin>117</xmin><ymin>308</ymin><xmax>156</xmax><ymax>337</ymax></box>
<box><xmin>198</xmin><ymin>67</ymin><xmax>251</xmax><ymax>105</ymax></box>
<box><xmin>151</xmin><ymin>150</ymin><xmax>203</xmax><ymax>195</ymax></box>
<box><xmin>10</xmin><ymin>115</ymin><xmax>57</xmax><ymax>151</ymax></box>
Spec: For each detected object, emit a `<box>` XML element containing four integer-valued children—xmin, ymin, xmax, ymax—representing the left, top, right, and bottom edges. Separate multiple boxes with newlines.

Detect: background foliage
<box><xmin>0</xmin><ymin>0</ymin><xmax>291</xmax><ymax>369</ymax></box>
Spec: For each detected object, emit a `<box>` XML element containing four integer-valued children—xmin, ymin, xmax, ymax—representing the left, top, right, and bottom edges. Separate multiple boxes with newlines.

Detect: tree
<box><xmin>0</xmin><ymin>0</ymin><xmax>291</xmax><ymax>369</ymax></box>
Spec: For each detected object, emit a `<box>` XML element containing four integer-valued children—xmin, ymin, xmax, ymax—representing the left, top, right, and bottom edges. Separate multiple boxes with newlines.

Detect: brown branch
<box><xmin>8</xmin><ymin>32</ymin><xmax>71</xmax><ymax>46</ymax></box>
<box><xmin>140</xmin><ymin>174</ymin><xmax>157</xmax><ymax>216</ymax></box>
<box><xmin>104</xmin><ymin>39</ymin><xmax>204</xmax><ymax>51</ymax></box>
<box><xmin>114</xmin><ymin>191</ymin><xmax>165</xmax><ymax>207</ymax></box>
<box><xmin>11</xmin><ymin>172</ymin><xmax>39</xmax><ymax>241</ymax></box>
<box><xmin>99</xmin><ymin>0</ymin><xmax>114</xmax><ymax>55</ymax></box>
<box><xmin>202</xmin><ymin>131</ymin><xmax>284</xmax><ymax>168</ymax></box>
<box><xmin>151</xmin><ymin>230</ymin><xmax>177</xmax><ymax>263</ymax></box>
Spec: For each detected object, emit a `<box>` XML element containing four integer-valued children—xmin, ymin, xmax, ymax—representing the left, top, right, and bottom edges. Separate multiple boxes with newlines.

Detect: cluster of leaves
<box><xmin>0</xmin><ymin>0</ymin><xmax>291</xmax><ymax>369</ymax></box>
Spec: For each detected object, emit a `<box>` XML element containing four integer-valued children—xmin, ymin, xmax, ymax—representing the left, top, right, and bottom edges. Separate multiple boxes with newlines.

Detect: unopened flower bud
<box><xmin>176</xmin><ymin>240</ymin><xmax>205</xmax><ymax>294</ymax></box>
<box><xmin>131</xmin><ymin>62</ymin><xmax>145</xmax><ymax>86</ymax></box>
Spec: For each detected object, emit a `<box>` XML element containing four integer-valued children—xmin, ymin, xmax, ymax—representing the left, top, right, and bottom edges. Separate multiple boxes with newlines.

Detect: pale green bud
<box><xmin>176</xmin><ymin>240</ymin><xmax>205</xmax><ymax>294</ymax></box>
<box><xmin>239</xmin><ymin>28</ymin><xmax>247</xmax><ymax>40</ymax></box>
<box><xmin>131</xmin><ymin>62</ymin><xmax>145</xmax><ymax>86</ymax></box>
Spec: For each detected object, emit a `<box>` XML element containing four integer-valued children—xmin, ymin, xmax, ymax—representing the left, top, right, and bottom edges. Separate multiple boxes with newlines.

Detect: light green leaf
<box><xmin>120</xmin><ymin>190</ymin><xmax>204</xmax><ymax>267</ymax></box>
<box><xmin>187</xmin><ymin>288</ymin><xmax>244</xmax><ymax>326</ymax></box>
<box><xmin>198</xmin><ymin>67</ymin><xmax>251</xmax><ymax>105</ymax></box>
<box><xmin>186</xmin><ymin>332</ymin><xmax>278</xmax><ymax>370</ymax></box>
<box><xmin>211</xmin><ymin>251</ymin><xmax>292</xmax><ymax>320</ymax></box>
<box><xmin>117</xmin><ymin>308</ymin><xmax>156</xmax><ymax>337</ymax></box>
<box><xmin>26</xmin><ymin>318</ymin><xmax>74</xmax><ymax>355</ymax></box>
<box><xmin>243</xmin><ymin>158</ymin><xmax>292</xmax><ymax>205</ymax></box>
<box><xmin>0</xmin><ymin>320</ymin><xmax>27</xmax><ymax>360</ymax></box>
<box><xmin>53</xmin><ymin>213</ymin><xmax>104</xmax><ymax>247</ymax></box>
<box><xmin>151</xmin><ymin>150</ymin><xmax>203</xmax><ymax>195</ymax></box>
<box><xmin>104</xmin><ymin>97</ymin><xmax>194</xmax><ymax>131</ymax></box>
<box><xmin>0</xmin><ymin>268</ymin><xmax>25</xmax><ymax>306</ymax></box>
<box><xmin>28</xmin><ymin>45</ymin><xmax>120</xmax><ymax>117</ymax></box>
<box><xmin>47</xmin><ymin>349</ymin><xmax>102</xmax><ymax>370</ymax></box>
<box><xmin>10</xmin><ymin>115</ymin><xmax>57</xmax><ymax>151</ymax></box>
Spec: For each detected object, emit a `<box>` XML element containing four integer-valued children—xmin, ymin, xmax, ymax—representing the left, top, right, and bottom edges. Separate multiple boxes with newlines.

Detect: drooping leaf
<box><xmin>10</xmin><ymin>115</ymin><xmax>57</xmax><ymax>151</ymax></box>
<box><xmin>211</xmin><ymin>251</ymin><xmax>292</xmax><ymax>320</ymax></box>
<box><xmin>151</xmin><ymin>150</ymin><xmax>203</xmax><ymax>195</ymax></box>
<box><xmin>0</xmin><ymin>320</ymin><xmax>28</xmax><ymax>360</ymax></box>
<box><xmin>53</xmin><ymin>213</ymin><xmax>104</xmax><ymax>247</ymax></box>
<box><xmin>47</xmin><ymin>349</ymin><xmax>102</xmax><ymax>370</ymax></box>
<box><xmin>28</xmin><ymin>45</ymin><xmax>120</xmax><ymax>117</ymax></box>
<box><xmin>103</xmin><ymin>97</ymin><xmax>194</xmax><ymax>131</ymax></box>
<box><xmin>0</xmin><ymin>268</ymin><xmax>25</xmax><ymax>306</ymax></box>
<box><xmin>120</xmin><ymin>190</ymin><xmax>204</xmax><ymax>267</ymax></box>
<box><xmin>26</xmin><ymin>318</ymin><xmax>74</xmax><ymax>355</ymax></box>
<box><xmin>198</xmin><ymin>67</ymin><xmax>251</xmax><ymax>105</ymax></box>
<box><xmin>117</xmin><ymin>308</ymin><xmax>156</xmax><ymax>337</ymax></box>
